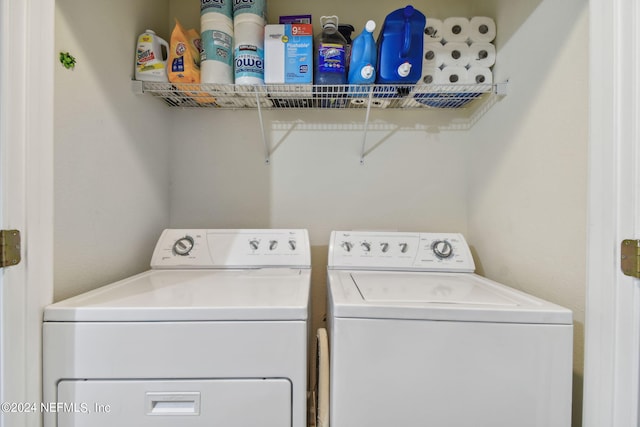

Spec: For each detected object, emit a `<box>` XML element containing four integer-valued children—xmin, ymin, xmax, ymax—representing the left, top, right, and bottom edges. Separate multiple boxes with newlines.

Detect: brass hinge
<box><xmin>0</xmin><ymin>230</ymin><xmax>21</xmax><ymax>268</ymax></box>
<box><xmin>621</xmin><ymin>239</ymin><xmax>640</xmax><ymax>278</ymax></box>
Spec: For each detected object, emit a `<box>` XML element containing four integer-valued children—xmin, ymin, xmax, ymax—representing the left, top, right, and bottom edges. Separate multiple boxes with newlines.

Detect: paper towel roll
<box><xmin>423</xmin><ymin>42</ymin><xmax>445</xmax><ymax>68</ymax></box>
<box><xmin>424</xmin><ymin>18</ymin><xmax>443</xmax><ymax>42</ymax></box>
<box><xmin>234</xmin><ymin>14</ymin><xmax>265</xmax><ymax>85</ymax></box>
<box><xmin>440</xmin><ymin>66</ymin><xmax>468</xmax><ymax>84</ymax></box>
<box><xmin>468</xmin><ymin>42</ymin><xmax>496</xmax><ymax>67</ymax></box>
<box><xmin>201</xmin><ymin>0</ymin><xmax>232</xmax><ymax>19</ymax></box>
<box><xmin>442</xmin><ymin>17</ymin><xmax>470</xmax><ymax>43</ymax></box>
<box><xmin>441</xmin><ymin>41</ymin><xmax>471</xmax><ymax>67</ymax></box>
<box><xmin>469</xmin><ymin>16</ymin><xmax>496</xmax><ymax>43</ymax></box>
<box><xmin>201</xmin><ymin>16</ymin><xmax>234</xmax><ymax>84</ymax></box>
<box><xmin>467</xmin><ymin>66</ymin><xmax>493</xmax><ymax>84</ymax></box>
<box><xmin>419</xmin><ymin>66</ymin><xmax>444</xmax><ymax>85</ymax></box>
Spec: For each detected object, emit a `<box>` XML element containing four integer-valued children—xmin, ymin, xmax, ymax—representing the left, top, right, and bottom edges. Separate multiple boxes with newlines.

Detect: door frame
<box><xmin>583</xmin><ymin>0</ymin><xmax>640</xmax><ymax>425</ymax></box>
<box><xmin>0</xmin><ymin>0</ymin><xmax>54</xmax><ymax>426</ymax></box>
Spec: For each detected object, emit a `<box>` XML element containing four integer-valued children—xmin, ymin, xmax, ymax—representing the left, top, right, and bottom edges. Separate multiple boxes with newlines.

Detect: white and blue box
<box><xmin>264</xmin><ymin>24</ymin><xmax>313</xmax><ymax>84</ymax></box>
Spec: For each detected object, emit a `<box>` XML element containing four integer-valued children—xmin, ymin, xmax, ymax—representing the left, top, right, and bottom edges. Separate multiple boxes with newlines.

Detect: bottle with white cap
<box><xmin>348</xmin><ymin>20</ymin><xmax>377</xmax><ymax>85</ymax></box>
<box><xmin>314</xmin><ymin>16</ymin><xmax>348</xmax><ymax>85</ymax></box>
<box><xmin>375</xmin><ymin>5</ymin><xmax>426</xmax><ymax>84</ymax></box>
<box><xmin>134</xmin><ymin>30</ymin><xmax>169</xmax><ymax>82</ymax></box>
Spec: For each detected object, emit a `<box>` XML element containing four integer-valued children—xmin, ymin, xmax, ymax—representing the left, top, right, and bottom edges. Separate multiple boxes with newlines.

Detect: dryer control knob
<box><xmin>342</xmin><ymin>241</ymin><xmax>353</xmax><ymax>252</ymax></box>
<box><xmin>173</xmin><ymin>236</ymin><xmax>195</xmax><ymax>256</ymax></box>
<box><xmin>361</xmin><ymin>242</ymin><xmax>371</xmax><ymax>252</ymax></box>
<box><xmin>432</xmin><ymin>240</ymin><xmax>453</xmax><ymax>259</ymax></box>
<box><xmin>269</xmin><ymin>240</ymin><xmax>278</xmax><ymax>250</ymax></box>
<box><xmin>249</xmin><ymin>239</ymin><xmax>260</xmax><ymax>251</ymax></box>
<box><xmin>399</xmin><ymin>243</ymin><xmax>409</xmax><ymax>253</ymax></box>
<box><xmin>288</xmin><ymin>240</ymin><xmax>297</xmax><ymax>251</ymax></box>
<box><xmin>380</xmin><ymin>242</ymin><xmax>390</xmax><ymax>253</ymax></box>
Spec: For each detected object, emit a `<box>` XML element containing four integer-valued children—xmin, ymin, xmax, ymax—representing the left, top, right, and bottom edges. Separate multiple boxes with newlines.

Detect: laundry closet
<box><xmin>54</xmin><ymin>0</ymin><xmax>588</xmax><ymax>425</ymax></box>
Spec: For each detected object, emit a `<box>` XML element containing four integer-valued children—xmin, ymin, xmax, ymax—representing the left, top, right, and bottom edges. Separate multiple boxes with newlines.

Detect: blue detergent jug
<box><xmin>348</xmin><ymin>20</ymin><xmax>377</xmax><ymax>85</ymax></box>
<box><xmin>376</xmin><ymin>5</ymin><xmax>426</xmax><ymax>84</ymax></box>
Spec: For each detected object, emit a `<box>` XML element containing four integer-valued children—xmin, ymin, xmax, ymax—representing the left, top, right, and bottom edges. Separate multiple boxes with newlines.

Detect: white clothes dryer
<box><xmin>327</xmin><ymin>230</ymin><xmax>573</xmax><ymax>427</ymax></box>
<box><xmin>44</xmin><ymin>229</ymin><xmax>311</xmax><ymax>427</ymax></box>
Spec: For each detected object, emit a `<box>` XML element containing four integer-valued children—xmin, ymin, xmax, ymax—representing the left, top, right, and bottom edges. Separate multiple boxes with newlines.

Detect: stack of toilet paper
<box><xmin>421</xmin><ymin>16</ymin><xmax>496</xmax><ymax>86</ymax></box>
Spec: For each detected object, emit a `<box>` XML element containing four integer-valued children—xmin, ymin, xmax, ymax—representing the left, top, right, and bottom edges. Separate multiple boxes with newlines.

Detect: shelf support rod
<box><xmin>254</xmin><ymin>88</ymin><xmax>270</xmax><ymax>165</ymax></box>
<box><xmin>360</xmin><ymin>88</ymin><xmax>374</xmax><ymax>165</ymax></box>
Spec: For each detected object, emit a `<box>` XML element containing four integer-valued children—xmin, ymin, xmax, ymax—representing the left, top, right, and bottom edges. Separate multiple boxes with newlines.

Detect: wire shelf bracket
<box><xmin>133</xmin><ymin>80</ymin><xmax>509</xmax><ymax>165</ymax></box>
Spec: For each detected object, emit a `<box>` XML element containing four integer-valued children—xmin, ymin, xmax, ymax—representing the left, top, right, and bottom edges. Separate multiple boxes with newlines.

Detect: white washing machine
<box><xmin>326</xmin><ymin>230</ymin><xmax>573</xmax><ymax>427</ymax></box>
<box><xmin>43</xmin><ymin>229</ymin><xmax>311</xmax><ymax>427</ymax></box>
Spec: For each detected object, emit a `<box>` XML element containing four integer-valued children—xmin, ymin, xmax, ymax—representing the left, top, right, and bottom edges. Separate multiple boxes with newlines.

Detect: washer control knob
<box><xmin>249</xmin><ymin>239</ymin><xmax>260</xmax><ymax>251</ymax></box>
<box><xmin>288</xmin><ymin>240</ymin><xmax>297</xmax><ymax>251</ymax></box>
<box><xmin>432</xmin><ymin>240</ymin><xmax>453</xmax><ymax>259</ymax></box>
<box><xmin>173</xmin><ymin>236</ymin><xmax>195</xmax><ymax>256</ymax></box>
<box><xmin>342</xmin><ymin>241</ymin><xmax>353</xmax><ymax>252</ymax></box>
<box><xmin>269</xmin><ymin>240</ymin><xmax>278</xmax><ymax>250</ymax></box>
<box><xmin>380</xmin><ymin>242</ymin><xmax>390</xmax><ymax>253</ymax></box>
<box><xmin>361</xmin><ymin>242</ymin><xmax>371</xmax><ymax>252</ymax></box>
<box><xmin>399</xmin><ymin>243</ymin><xmax>409</xmax><ymax>253</ymax></box>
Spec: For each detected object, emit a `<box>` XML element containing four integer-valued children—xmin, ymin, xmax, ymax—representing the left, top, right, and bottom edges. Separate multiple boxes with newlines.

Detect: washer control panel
<box><xmin>328</xmin><ymin>231</ymin><xmax>475</xmax><ymax>272</ymax></box>
<box><xmin>151</xmin><ymin>229</ymin><xmax>310</xmax><ymax>269</ymax></box>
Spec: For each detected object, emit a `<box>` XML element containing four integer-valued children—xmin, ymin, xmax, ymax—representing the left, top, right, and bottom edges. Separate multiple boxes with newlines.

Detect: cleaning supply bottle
<box><xmin>348</xmin><ymin>20</ymin><xmax>377</xmax><ymax>85</ymax></box>
<box><xmin>376</xmin><ymin>5</ymin><xmax>426</xmax><ymax>84</ymax></box>
<box><xmin>338</xmin><ymin>24</ymin><xmax>355</xmax><ymax>72</ymax></box>
<box><xmin>314</xmin><ymin>16</ymin><xmax>348</xmax><ymax>85</ymax></box>
<box><xmin>135</xmin><ymin>30</ymin><xmax>170</xmax><ymax>82</ymax></box>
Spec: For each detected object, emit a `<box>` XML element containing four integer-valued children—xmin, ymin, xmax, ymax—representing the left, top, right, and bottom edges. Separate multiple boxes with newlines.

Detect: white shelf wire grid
<box><xmin>138</xmin><ymin>82</ymin><xmax>498</xmax><ymax>110</ymax></box>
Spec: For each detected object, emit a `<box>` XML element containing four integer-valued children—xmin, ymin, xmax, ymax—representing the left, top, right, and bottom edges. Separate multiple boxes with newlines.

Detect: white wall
<box><xmin>54</xmin><ymin>0</ymin><xmax>172</xmax><ymax>300</ymax></box>
<box><xmin>466</xmin><ymin>0</ymin><xmax>588</xmax><ymax>424</ymax></box>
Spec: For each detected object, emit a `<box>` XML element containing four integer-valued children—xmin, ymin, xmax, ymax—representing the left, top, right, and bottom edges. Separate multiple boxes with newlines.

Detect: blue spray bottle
<box><xmin>348</xmin><ymin>20</ymin><xmax>377</xmax><ymax>85</ymax></box>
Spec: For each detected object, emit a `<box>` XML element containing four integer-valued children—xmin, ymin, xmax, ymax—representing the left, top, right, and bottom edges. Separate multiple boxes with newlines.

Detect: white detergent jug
<box><xmin>135</xmin><ymin>30</ymin><xmax>169</xmax><ymax>82</ymax></box>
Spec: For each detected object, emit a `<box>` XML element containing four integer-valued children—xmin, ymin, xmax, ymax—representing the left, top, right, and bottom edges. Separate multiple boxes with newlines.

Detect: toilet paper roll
<box><xmin>440</xmin><ymin>66</ymin><xmax>468</xmax><ymax>85</ymax></box>
<box><xmin>441</xmin><ymin>41</ymin><xmax>471</xmax><ymax>67</ymax></box>
<box><xmin>469</xmin><ymin>16</ymin><xmax>496</xmax><ymax>43</ymax></box>
<box><xmin>424</xmin><ymin>18</ymin><xmax>443</xmax><ymax>42</ymax></box>
<box><xmin>349</xmin><ymin>98</ymin><xmax>391</xmax><ymax>108</ymax></box>
<box><xmin>418</xmin><ymin>65</ymin><xmax>444</xmax><ymax>85</ymax></box>
<box><xmin>467</xmin><ymin>66</ymin><xmax>493</xmax><ymax>85</ymax></box>
<box><xmin>442</xmin><ymin>17</ymin><xmax>470</xmax><ymax>43</ymax></box>
<box><xmin>468</xmin><ymin>42</ymin><xmax>496</xmax><ymax>67</ymax></box>
<box><xmin>423</xmin><ymin>42</ymin><xmax>446</xmax><ymax>68</ymax></box>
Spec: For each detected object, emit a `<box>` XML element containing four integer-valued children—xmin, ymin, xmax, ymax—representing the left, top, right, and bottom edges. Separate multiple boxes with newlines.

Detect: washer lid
<box><xmin>44</xmin><ymin>269</ymin><xmax>311</xmax><ymax>322</ymax></box>
<box><xmin>328</xmin><ymin>270</ymin><xmax>572</xmax><ymax>324</ymax></box>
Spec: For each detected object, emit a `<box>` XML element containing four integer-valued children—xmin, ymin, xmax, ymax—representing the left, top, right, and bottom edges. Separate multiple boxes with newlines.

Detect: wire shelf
<box><xmin>135</xmin><ymin>81</ymin><xmax>501</xmax><ymax>110</ymax></box>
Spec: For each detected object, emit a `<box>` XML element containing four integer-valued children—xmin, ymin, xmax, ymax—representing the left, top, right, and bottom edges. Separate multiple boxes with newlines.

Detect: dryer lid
<box><xmin>44</xmin><ymin>269</ymin><xmax>311</xmax><ymax>322</ymax></box>
<box><xmin>328</xmin><ymin>270</ymin><xmax>572</xmax><ymax>324</ymax></box>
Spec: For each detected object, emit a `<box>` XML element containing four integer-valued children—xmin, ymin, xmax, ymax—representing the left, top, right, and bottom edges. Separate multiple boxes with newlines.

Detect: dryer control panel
<box><xmin>328</xmin><ymin>231</ymin><xmax>475</xmax><ymax>272</ymax></box>
<box><xmin>151</xmin><ymin>229</ymin><xmax>311</xmax><ymax>269</ymax></box>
